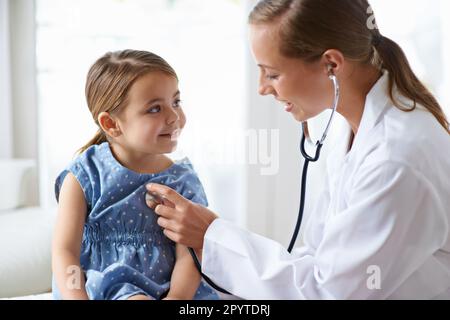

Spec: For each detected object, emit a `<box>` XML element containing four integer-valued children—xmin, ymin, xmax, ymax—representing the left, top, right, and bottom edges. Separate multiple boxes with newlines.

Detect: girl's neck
<box><xmin>109</xmin><ymin>142</ymin><xmax>173</xmax><ymax>174</ymax></box>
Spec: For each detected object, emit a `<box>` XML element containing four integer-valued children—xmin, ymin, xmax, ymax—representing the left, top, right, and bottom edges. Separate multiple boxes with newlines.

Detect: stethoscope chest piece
<box><xmin>187</xmin><ymin>67</ymin><xmax>341</xmax><ymax>296</ymax></box>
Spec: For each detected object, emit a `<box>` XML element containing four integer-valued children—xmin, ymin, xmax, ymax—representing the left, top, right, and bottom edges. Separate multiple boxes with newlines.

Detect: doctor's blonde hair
<box><xmin>79</xmin><ymin>49</ymin><xmax>178</xmax><ymax>154</ymax></box>
<box><xmin>249</xmin><ymin>0</ymin><xmax>450</xmax><ymax>134</ymax></box>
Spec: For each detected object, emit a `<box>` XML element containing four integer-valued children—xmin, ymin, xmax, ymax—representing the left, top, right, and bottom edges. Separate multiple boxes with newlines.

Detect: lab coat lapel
<box><xmin>349</xmin><ymin>71</ymin><xmax>391</xmax><ymax>159</ymax></box>
<box><xmin>326</xmin><ymin>71</ymin><xmax>392</xmax><ymax>214</ymax></box>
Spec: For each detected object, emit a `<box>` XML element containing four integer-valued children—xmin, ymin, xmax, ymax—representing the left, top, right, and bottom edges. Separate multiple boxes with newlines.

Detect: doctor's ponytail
<box><xmin>249</xmin><ymin>0</ymin><xmax>449</xmax><ymax>134</ymax></box>
<box><xmin>372</xmin><ymin>34</ymin><xmax>449</xmax><ymax>134</ymax></box>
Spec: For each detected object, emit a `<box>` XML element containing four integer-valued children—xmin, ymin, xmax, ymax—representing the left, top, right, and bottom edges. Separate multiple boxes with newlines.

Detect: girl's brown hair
<box><xmin>79</xmin><ymin>49</ymin><xmax>178</xmax><ymax>154</ymax></box>
<box><xmin>249</xmin><ymin>0</ymin><xmax>449</xmax><ymax>134</ymax></box>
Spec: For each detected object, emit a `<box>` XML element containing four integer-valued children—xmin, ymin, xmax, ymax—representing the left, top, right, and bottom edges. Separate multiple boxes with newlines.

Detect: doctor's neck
<box><xmin>336</xmin><ymin>64</ymin><xmax>382</xmax><ymax>136</ymax></box>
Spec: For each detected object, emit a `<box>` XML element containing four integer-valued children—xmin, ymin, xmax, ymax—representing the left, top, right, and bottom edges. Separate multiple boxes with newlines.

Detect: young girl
<box><xmin>51</xmin><ymin>49</ymin><xmax>218</xmax><ymax>300</ymax></box>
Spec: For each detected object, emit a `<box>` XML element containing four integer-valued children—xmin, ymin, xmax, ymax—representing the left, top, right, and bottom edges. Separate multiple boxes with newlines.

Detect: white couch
<box><xmin>0</xmin><ymin>159</ymin><xmax>56</xmax><ymax>299</ymax></box>
<box><xmin>0</xmin><ymin>207</ymin><xmax>55</xmax><ymax>298</ymax></box>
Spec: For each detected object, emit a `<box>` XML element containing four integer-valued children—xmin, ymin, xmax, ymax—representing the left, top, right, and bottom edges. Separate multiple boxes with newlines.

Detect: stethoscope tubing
<box><xmin>171</xmin><ymin>71</ymin><xmax>340</xmax><ymax>298</ymax></box>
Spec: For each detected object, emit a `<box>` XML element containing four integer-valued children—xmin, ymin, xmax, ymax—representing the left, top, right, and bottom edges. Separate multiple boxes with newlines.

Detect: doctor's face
<box><xmin>249</xmin><ymin>23</ymin><xmax>333</xmax><ymax>122</ymax></box>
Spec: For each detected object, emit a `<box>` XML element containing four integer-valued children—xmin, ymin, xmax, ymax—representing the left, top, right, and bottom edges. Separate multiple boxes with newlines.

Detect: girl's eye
<box><xmin>173</xmin><ymin>99</ymin><xmax>182</xmax><ymax>108</ymax></box>
<box><xmin>147</xmin><ymin>106</ymin><xmax>161</xmax><ymax>113</ymax></box>
<box><xmin>266</xmin><ymin>74</ymin><xmax>279</xmax><ymax>80</ymax></box>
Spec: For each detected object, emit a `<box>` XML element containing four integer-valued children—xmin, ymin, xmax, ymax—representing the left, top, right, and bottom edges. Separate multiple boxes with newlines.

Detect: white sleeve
<box><xmin>202</xmin><ymin>162</ymin><xmax>448</xmax><ymax>299</ymax></box>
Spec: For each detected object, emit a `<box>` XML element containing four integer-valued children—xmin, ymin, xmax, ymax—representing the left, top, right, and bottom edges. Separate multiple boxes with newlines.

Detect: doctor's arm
<box><xmin>202</xmin><ymin>161</ymin><xmax>447</xmax><ymax>299</ymax></box>
<box><xmin>146</xmin><ymin>162</ymin><xmax>446</xmax><ymax>299</ymax></box>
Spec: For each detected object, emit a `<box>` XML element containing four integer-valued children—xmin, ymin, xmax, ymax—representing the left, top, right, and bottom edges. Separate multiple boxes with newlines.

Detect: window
<box><xmin>36</xmin><ymin>0</ymin><xmax>247</xmax><ymax>223</ymax></box>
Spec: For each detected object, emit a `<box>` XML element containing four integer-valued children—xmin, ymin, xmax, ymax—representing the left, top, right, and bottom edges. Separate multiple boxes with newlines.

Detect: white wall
<box><xmin>9</xmin><ymin>0</ymin><xmax>39</xmax><ymax>206</ymax></box>
<box><xmin>0</xmin><ymin>0</ymin><xmax>13</xmax><ymax>159</ymax></box>
<box><xmin>244</xmin><ymin>0</ymin><xmax>341</xmax><ymax>247</ymax></box>
<box><xmin>371</xmin><ymin>0</ymin><xmax>448</xmax><ymax>113</ymax></box>
<box><xmin>10</xmin><ymin>0</ymin><xmax>38</xmax><ymax>160</ymax></box>
<box><xmin>244</xmin><ymin>0</ymin><xmax>277</xmax><ymax>236</ymax></box>
<box><xmin>34</xmin><ymin>0</ymin><xmax>247</xmax><ymax>214</ymax></box>
<box><xmin>440</xmin><ymin>0</ymin><xmax>450</xmax><ymax>115</ymax></box>
<box><xmin>4</xmin><ymin>0</ymin><xmax>449</xmax><ymax>231</ymax></box>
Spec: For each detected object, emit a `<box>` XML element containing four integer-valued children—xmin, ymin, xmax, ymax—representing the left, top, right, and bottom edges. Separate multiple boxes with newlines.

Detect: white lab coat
<box><xmin>202</xmin><ymin>71</ymin><xmax>450</xmax><ymax>299</ymax></box>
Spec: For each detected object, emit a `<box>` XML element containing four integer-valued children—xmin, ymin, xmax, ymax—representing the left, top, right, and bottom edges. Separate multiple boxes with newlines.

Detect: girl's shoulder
<box><xmin>172</xmin><ymin>157</ymin><xmax>195</xmax><ymax>172</ymax></box>
<box><xmin>54</xmin><ymin>143</ymin><xmax>109</xmax><ymax>205</ymax></box>
<box><xmin>74</xmin><ymin>142</ymin><xmax>110</xmax><ymax>168</ymax></box>
<box><xmin>158</xmin><ymin>157</ymin><xmax>201</xmax><ymax>183</ymax></box>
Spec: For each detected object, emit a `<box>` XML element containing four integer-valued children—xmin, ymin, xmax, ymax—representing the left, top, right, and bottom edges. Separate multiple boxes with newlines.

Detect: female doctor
<box><xmin>147</xmin><ymin>0</ymin><xmax>450</xmax><ymax>299</ymax></box>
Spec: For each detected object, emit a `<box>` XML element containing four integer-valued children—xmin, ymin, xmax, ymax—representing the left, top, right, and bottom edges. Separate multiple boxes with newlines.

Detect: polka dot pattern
<box><xmin>53</xmin><ymin>142</ymin><xmax>217</xmax><ymax>300</ymax></box>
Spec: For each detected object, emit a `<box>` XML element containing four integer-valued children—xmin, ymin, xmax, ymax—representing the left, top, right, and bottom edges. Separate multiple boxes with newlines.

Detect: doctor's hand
<box><xmin>145</xmin><ymin>183</ymin><xmax>218</xmax><ymax>250</ymax></box>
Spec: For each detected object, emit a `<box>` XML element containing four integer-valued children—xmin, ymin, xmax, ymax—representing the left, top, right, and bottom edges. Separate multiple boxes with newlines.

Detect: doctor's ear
<box><xmin>322</xmin><ymin>49</ymin><xmax>344</xmax><ymax>76</ymax></box>
<box><xmin>98</xmin><ymin>112</ymin><xmax>122</xmax><ymax>138</ymax></box>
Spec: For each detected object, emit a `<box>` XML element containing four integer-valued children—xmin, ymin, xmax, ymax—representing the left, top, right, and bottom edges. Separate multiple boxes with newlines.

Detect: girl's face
<box><xmin>115</xmin><ymin>71</ymin><xmax>186</xmax><ymax>155</ymax></box>
<box><xmin>249</xmin><ymin>23</ymin><xmax>334</xmax><ymax>122</ymax></box>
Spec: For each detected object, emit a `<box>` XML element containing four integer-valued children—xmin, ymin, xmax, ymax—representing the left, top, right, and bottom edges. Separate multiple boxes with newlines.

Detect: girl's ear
<box><xmin>98</xmin><ymin>112</ymin><xmax>122</xmax><ymax>138</ymax></box>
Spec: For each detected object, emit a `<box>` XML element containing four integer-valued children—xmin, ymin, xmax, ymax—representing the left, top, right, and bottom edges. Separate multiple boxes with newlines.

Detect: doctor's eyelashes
<box><xmin>266</xmin><ymin>74</ymin><xmax>279</xmax><ymax>80</ymax></box>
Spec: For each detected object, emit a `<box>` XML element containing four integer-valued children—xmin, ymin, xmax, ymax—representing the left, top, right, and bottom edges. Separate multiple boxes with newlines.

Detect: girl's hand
<box><xmin>145</xmin><ymin>184</ymin><xmax>218</xmax><ymax>249</ymax></box>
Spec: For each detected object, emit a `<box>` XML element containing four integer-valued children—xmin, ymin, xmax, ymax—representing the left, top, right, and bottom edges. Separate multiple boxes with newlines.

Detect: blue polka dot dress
<box><xmin>52</xmin><ymin>142</ymin><xmax>219</xmax><ymax>300</ymax></box>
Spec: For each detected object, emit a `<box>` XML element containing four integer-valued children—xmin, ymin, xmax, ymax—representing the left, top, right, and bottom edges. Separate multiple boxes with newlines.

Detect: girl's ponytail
<box><xmin>78</xmin><ymin>129</ymin><xmax>107</xmax><ymax>155</ymax></box>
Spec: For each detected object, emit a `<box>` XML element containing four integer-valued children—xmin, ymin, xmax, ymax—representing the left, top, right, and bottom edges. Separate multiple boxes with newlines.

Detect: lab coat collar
<box><xmin>326</xmin><ymin>70</ymin><xmax>391</xmax><ymax>174</ymax></box>
<box><xmin>347</xmin><ymin>70</ymin><xmax>391</xmax><ymax>158</ymax></box>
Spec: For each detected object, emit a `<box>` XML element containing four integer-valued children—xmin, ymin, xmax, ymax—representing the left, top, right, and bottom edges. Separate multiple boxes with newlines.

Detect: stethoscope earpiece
<box><xmin>327</xmin><ymin>64</ymin><xmax>337</xmax><ymax>80</ymax></box>
<box><xmin>187</xmin><ymin>59</ymin><xmax>342</xmax><ymax>296</ymax></box>
<box><xmin>327</xmin><ymin>64</ymin><xmax>334</xmax><ymax>74</ymax></box>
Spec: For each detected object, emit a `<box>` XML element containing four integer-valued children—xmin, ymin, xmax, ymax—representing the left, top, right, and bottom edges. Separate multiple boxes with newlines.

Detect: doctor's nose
<box><xmin>258</xmin><ymin>80</ymin><xmax>276</xmax><ymax>96</ymax></box>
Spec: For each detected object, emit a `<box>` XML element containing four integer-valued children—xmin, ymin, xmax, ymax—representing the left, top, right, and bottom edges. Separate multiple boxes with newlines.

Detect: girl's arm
<box><xmin>52</xmin><ymin>172</ymin><xmax>89</xmax><ymax>300</ymax></box>
<box><xmin>165</xmin><ymin>244</ymin><xmax>201</xmax><ymax>300</ymax></box>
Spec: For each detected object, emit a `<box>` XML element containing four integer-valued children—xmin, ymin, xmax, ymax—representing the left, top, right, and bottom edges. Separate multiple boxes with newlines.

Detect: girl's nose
<box><xmin>166</xmin><ymin>107</ymin><xmax>180</xmax><ymax>125</ymax></box>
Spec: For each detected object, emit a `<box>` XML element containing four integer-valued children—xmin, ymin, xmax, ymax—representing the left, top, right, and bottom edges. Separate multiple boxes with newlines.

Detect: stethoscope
<box><xmin>288</xmin><ymin>66</ymin><xmax>340</xmax><ymax>252</ymax></box>
<box><xmin>158</xmin><ymin>66</ymin><xmax>340</xmax><ymax>298</ymax></box>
